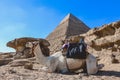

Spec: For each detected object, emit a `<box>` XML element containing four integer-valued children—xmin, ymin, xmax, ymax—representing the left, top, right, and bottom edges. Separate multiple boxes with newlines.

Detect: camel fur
<box><xmin>26</xmin><ymin>41</ymin><xmax>103</xmax><ymax>74</ymax></box>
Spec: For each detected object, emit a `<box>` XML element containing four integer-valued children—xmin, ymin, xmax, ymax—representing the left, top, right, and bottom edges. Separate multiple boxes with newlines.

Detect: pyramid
<box><xmin>46</xmin><ymin>13</ymin><xmax>90</xmax><ymax>53</ymax></box>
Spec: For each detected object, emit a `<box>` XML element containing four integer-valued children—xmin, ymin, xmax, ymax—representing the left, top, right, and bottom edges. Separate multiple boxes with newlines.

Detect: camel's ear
<box><xmin>40</xmin><ymin>39</ymin><xmax>50</xmax><ymax>47</ymax></box>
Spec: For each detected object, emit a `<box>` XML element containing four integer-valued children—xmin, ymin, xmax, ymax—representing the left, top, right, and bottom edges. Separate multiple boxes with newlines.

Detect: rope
<box><xmin>64</xmin><ymin>56</ymin><xmax>70</xmax><ymax>72</ymax></box>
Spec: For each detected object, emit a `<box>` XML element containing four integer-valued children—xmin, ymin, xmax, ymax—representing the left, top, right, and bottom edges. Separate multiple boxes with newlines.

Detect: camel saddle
<box><xmin>66</xmin><ymin>39</ymin><xmax>87</xmax><ymax>59</ymax></box>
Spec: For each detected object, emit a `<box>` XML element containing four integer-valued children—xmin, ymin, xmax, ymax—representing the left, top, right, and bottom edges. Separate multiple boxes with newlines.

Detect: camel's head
<box><xmin>26</xmin><ymin>39</ymin><xmax>50</xmax><ymax>57</ymax></box>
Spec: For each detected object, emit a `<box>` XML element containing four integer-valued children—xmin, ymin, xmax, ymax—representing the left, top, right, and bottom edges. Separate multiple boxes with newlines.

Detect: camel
<box><xmin>26</xmin><ymin>41</ymin><xmax>104</xmax><ymax>75</ymax></box>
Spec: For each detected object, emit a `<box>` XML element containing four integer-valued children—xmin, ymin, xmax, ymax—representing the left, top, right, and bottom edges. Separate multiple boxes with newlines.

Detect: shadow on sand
<box><xmin>95</xmin><ymin>70</ymin><xmax>120</xmax><ymax>77</ymax></box>
<box><xmin>61</xmin><ymin>70</ymin><xmax>120</xmax><ymax>78</ymax></box>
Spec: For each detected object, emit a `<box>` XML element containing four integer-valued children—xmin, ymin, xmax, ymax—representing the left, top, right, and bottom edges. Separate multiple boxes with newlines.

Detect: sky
<box><xmin>0</xmin><ymin>0</ymin><xmax>120</xmax><ymax>52</ymax></box>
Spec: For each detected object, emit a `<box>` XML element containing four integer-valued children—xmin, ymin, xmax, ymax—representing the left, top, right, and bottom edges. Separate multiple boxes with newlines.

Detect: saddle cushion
<box><xmin>66</xmin><ymin>43</ymin><xmax>87</xmax><ymax>59</ymax></box>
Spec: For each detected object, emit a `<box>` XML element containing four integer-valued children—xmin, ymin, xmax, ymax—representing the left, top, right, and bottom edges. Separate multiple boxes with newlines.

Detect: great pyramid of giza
<box><xmin>46</xmin><ymin>13</ymin><xmax>90</xmax><ymax>53</ymax></box>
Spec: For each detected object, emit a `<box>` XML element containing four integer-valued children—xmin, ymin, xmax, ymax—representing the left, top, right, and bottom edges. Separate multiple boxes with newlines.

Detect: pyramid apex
<box><xmin>59</xmin><ymin>13</ymin><xmax>72</xmax><ymax>24</ymax></box>
<box><xmin>66</xmin><ymin>13</ymin><xmax>75</xmax><ymax>19</ymax></box>
<box><xmin>60</xmin><ymin>13</ymin><xmax>82</xmax><ymax>24</ymax></box>
<box><xmin>66</xmin><ymin>13</ymin><xmax>73</xmax><ymax>17</ymax></box>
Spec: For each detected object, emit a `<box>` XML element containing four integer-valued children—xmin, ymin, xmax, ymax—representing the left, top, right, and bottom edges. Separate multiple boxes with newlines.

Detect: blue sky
<box><xmin>0</xmin><ymin>0</ymin><xmax>120</xmax><ymax>52</ymax></box>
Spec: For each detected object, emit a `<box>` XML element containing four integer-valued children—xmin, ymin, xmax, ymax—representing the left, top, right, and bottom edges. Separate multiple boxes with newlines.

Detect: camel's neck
<box><xmin>34</xmin><ymin>44</ymin><xmax>48</xmax><ymax>65</ymax></box>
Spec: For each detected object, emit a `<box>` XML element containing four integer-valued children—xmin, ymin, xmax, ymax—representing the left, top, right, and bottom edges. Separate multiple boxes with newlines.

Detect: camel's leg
<box><xmin>82</xmin><ymin>62</ymin><xmax>87</xmax><ymax>73</ymax></box>
<box><xmin>60</xmin><ymin>68</ymin><xmax>69</xmax><ymax>74</ymax></box>
<box><xmin>86</xmin><ymin>54</ymin><xmax>98</xmax><ymax>75</ymax></box>
<box><xmin>41</xmin><ymin>66</ymin><xmax>56</xmax><ymax>73</ymax></box>
<box><xmin>45</xmin><ymin>58</ymin><xmax>58</xmax><ymax>73</ymax></box>
<box><xmin>41</xmin><ymin>66</ymin><xmax>50</xmax><ymax>72</ymax></box>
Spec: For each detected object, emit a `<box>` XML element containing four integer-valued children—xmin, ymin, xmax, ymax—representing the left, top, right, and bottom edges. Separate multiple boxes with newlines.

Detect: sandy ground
<box><xmin>0</xmin><ymin>62</ymin><xmax>120</xmax><ymax>80</ymax></box>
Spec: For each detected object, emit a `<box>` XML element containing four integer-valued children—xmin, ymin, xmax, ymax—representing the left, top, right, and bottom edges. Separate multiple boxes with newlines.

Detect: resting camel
<box><xmin>26</xmin><ymin>41</ymin><xmax>103</xmax><ymax>75</ymax></box>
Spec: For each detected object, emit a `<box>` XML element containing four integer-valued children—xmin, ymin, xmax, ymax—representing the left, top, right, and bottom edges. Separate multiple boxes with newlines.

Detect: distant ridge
<box><xmin>46</xmin><ymin>13</ymin><xmax>90</xmax><ymax>53</ymax></box>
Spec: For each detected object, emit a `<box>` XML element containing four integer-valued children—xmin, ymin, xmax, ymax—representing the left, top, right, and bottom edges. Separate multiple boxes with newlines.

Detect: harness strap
<box><xmin>64</xmin><ymin>56</ymin><xmax>70</xmax><ymax>72</ymax></box>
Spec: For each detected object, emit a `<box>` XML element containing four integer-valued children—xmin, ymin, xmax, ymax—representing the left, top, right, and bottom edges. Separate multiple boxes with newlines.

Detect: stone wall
<box><xmin>81</xmin><ymin>21</ymin><xmax>120</xmax><ymax>63</ymax></box>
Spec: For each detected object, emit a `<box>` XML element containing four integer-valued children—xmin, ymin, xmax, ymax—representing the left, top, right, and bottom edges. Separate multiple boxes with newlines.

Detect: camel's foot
<box><xmin>41</xmin><ymin>67</ymin><xmax>55</xmax><ymax>73</ymax></box>
<box><xmin>98</xmin><ymin>64</ymin><xmax>104</xmax><ymax>69</ymax></box>
<box><xmin>60</xmin><ymin>69</ymin><xmax>70</xmax><ymax>74</ymax></box>
<box><xmin>60</xmin><ymin>71</ymin><xmax>69</xmax><ymax>74</ymax></box>
<box><xmin>41</xmin><ymin>66</ymin><xmax>48</xmax><ymax>71</ymax></box>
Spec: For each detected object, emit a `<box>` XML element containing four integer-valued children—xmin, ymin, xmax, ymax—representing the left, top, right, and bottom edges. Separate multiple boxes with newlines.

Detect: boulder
<box><xmin>111</xmin><ymin>54</ymin><xmax>119</xmax><ymax>63</ymax></box>
<box><xmin>6</xmin><ymin>37</ymin><xmax>50</xmax><ymax>58</ymax></box>
<box><xmin>9</xmin><ymin>59</ymin><xmax>31</xmax><ymax>67</ymax></box>
<box><xmin>0</xmin><ymin>52</ymin><xmax>14</xmax><ymax>59</ymax></box>
<box><xmin>0</xmin><ymin>58</ymin><xmax>13</xmax><ymax>66</ymax></box>
<box><xmin>24</xmin><ymin>63</ymin><xmax>33</xmax><ymax>70</ymax></box>
<box><xmin>7</xmin><ymin>37</ymin><xmax>50</xmax><ymax>51</ymax></box>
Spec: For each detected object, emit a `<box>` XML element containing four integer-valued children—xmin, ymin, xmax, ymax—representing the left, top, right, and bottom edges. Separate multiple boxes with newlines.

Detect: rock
<box><xmin>0</xmin><ymin>58</ymin><xmax>13</xmax><ymax>66</ymax></box>
<box><xmin>9</xmin><ymin>59</ymin><xmax>31</xmax><ymax>67</ymax></box>
<box><xmin>13</xmin><ymin>52</ymin><xmax>25</xmax><ymax>59</ymax></box>
<box><xmin>23</xmin><ymin>48</ymin><xmax>34</xmax><ymax>58</ymax></box>
<box><xmin>24</xmin><ymin>63</ymin><xmax>33</xmax><ymax>70</ymax></box>
<box><xmin>111</xmin><ymin>58</ymin><xmax>119</xmax><ymax>63</ymax></box>
<box><xmin>111</xmin><ymin>54</ymin><xmax>119</xmax><ymax>63</ymax></box>
<box><xmin>7</xmin><ymin>37</ymin><xmax>50</xmax><ymax>58</ymax></box>
<box><xmin>0</xmin><ymin>52</ymin><xmax>14</xmax><ymax>59</ymax></box>
<box><xmin>25</xmin><ymin>41</ymin><xmax>50</xmax><ymax>57</ymax></box>
<box><xmin>7</xmin><ymin>37</ymin><xmax>50</xmax><ymax>50</ymax></box>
